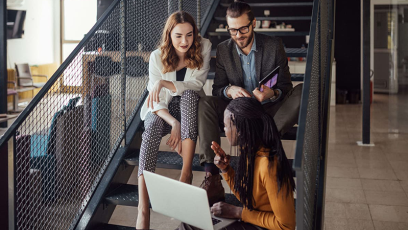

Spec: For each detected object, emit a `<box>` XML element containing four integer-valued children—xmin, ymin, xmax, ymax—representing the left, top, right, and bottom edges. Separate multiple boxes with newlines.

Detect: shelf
<box><xmin>215</xmin><ymin>16</ymin><xmax>311</xmax><ymax>21</ymax></box>
<box><xmin>210</xmin><ymin>48</ymin><xmax>307</xmax><ymax>58</ymax></box>
<box><xmin>220</xmin><ymin>2</ymin><xmax>313</xmax><ymax>7</ymax></box>
<box><xmin>208</xmin><ymin>31</ymin><xmax>309</xmax><ymax>37</ymax></box>
<box><xmin>215</xmin><ymin>28</ymin><xmax>295</xmax><ymax>32</ymax></box>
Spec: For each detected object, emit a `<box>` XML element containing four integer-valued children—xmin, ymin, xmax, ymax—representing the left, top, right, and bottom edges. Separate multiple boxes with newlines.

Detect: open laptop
<box><xmin>143</xmin><ymin>170</ymin><xmax>237</xmax><ymax>230</ymax></box>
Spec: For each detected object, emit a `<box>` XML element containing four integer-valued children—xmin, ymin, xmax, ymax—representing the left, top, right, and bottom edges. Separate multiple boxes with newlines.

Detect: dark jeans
<box><xmin>198</xmin><ymin>84</ymin><xmax>302</xmax><ymax>165</ymax></box>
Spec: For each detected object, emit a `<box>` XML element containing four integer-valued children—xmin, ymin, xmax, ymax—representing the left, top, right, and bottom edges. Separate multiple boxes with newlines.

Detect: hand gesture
<box><xmin>147</xmin><ymin>80</ymin><xmax>163</xmax><ymax>109</ymax></box>
<box><xmin>211</xmin><ymin>141</ymin><xmax>230</xmax><ymax>171</ymax></box>
<box><xmin>167</xmin><ymin>121</ymin><xmax>181</xmax><ymax>151</ymax></box>
<box><xmin>211</xmin><ymin>202</ymin><xmax>243</xmax><ymax>219</ymax></box>
<box><xmin>227</xmin><ymin>86</ymin><xmax>251</xmax><ymax>99</ymax></box>
<box><xmin>252</xmin><ymin>85</ymin><xmax>275</xmax><ymax>102</ymax></box>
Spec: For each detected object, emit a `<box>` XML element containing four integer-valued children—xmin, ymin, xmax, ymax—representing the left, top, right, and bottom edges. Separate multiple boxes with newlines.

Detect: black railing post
<box><xmin>362</xmin><ymin>0</ymin><xmax>371</xmax><ymax>144</ymax></box>
<box><xmin>0</xmin><ymin>142</ymin><xmax>9</xmax><ymax>229</ymax></box>
<box><xmin>0</xmin><ymin>0</ymin><xmax>7</xmax><ymax>128</ymax></box>
<box><xmin>178</xmin><ymin>0</ymin><xmax>183</xmax><ymax>11</ymax></box>
<box><xmin>197</xmin><ymin>0</ymin><xmax>201</xmax><ymax>31</ymax></box>
<box><xmin>121</xmin><ymin>0</ymin><xmax>127</xmax><ymax>145</ymax></box>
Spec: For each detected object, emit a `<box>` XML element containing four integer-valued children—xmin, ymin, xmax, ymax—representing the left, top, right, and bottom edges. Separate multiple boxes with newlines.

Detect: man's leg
<box><xmin>198</xmin><ymin>96</ymin><xmax>228</xmax><ymax>205</ymax></box>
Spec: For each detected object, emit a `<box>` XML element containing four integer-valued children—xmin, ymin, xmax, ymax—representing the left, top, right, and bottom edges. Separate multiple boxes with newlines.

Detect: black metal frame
<box><xmin>293</xmin><ymin>0</ymin><xmax>335</xmax><ymax>229</ymax></box>
<box><xmin>0</xmin><ymin>0</ymin><xmax>7</xmax><ymax>128</ymax></box>
<box><xmin>200</xmin><ymin>0</ymin><xmax>220</xmax><ymax>36</ymax></box>
<box><xmin>362</xmin><ymin>0</ymin><xmax>370</xmax><ymax>144</ymax></box>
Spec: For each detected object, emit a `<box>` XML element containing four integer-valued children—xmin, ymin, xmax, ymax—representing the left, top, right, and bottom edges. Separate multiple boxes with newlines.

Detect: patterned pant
<box><xmin>138</xmin><ymin>90</ymin><xmax>200</xmax><ymax>177</ymax></box>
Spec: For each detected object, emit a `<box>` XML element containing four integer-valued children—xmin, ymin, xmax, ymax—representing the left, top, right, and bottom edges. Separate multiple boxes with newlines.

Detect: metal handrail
<box><xmin>293</xmin><ymin>0</ymin><xmax>320</xmax><ymax>171</ymax></box>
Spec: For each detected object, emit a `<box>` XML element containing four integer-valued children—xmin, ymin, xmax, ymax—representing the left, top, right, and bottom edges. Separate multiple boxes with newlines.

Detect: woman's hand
<box><xmin>167</xmin><ymin>121</ymin><xmax>181</xmax><ymax>151</ymax></box>
<box><xmin>211</xmin><ymin>141</ymin><xmax>230</xmax><ymax>172</ymax></box>
<box><xmin>211</xmin><ymin>202</ymin><xmax>243</xmax><ymax>219</ymax></box>
<box><xmin>147</xmin><ymin>80</ymin><xmax>163</xmax><ymax>109</ymax></box>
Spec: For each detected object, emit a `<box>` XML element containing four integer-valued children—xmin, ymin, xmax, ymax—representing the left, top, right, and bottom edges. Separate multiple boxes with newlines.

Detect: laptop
<box><xmin>143</xmin><ymin>170</ymin><xmax>237</xmax><ymax>230</ymax></box>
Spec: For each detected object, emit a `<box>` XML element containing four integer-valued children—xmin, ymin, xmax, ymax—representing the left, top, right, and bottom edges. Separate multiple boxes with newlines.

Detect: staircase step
<box><xmin>285</xmin><ymin>48</ymin><xmax>307</xmax><ymax>57</ymax></box>
<box><xmin>92</xmin><ymin>224</ymin><xmax>135</xmax><ymax>230</ymax></box>
<box><xmin>281</xmin><ymin>126</ymin><xmax>298</xmax><ymax>141</ymax></box>
<box><xmin>208</xmin><ymin>31</ymin><xmax>309</xmax><ymax>37</ymax></box>
<box><xmin>215</xmin><ymin>16</ymin><xmax>311</xmax><ymax>21</ymax></box>
<box><xmin>210</xmin><ymin>48</ymin><xmax>307</xmax><ymax>58</ymax></box>
<box><xmin>291</xmin><ymin>74</ymin><xmax>304</xmax><ymax>81</ymax></box>
<box><xmin>207</xmin><ymin>72</ymin><xmax>304</xmax><ymax>83</ymax></box>
<box><xmin>220</xmin><ymin>2</ymin><xmax>313</xmax><ymax>7</ymax></box>
<box><xmin>125</xmin><ymin>151</ymin><xmax>238</xmax><ymax>172</ymax></box>
<box><xmin>124</xmin><ymin>151</ymin><xmax>295</xmax><ymax>177</ymax></box>
<box><xmin>105</xmin><ymin>184</ymin><xmax>242</xmax><ymax>207</ymax></box>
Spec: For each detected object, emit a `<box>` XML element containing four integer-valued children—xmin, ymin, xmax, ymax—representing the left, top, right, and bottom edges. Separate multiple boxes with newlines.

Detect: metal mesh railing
<box><xmin>0</xmin><ymin>0</ymin><xmax>215</xmax><ymax>229</ymax></box>
<box><xmin>294</xmin><ymin>0</ymin><xmax>335</xmax><ymax>229</ymax></box>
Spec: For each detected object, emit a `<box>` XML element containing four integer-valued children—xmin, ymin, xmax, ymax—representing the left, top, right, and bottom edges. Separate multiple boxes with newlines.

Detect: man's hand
<box><xmin>211</xmin><ymin>141</ymin><xmax>230</xmax><ymax>172</ymax></box>
<box><xmin>227</xmin><ymin>86</ymin><xmax>251</xmax><ymax>99</ymax></box>
<box><xmin>211</xmin><ymin>202</ymin><xmax>243</xmax><ymax>219</ymax></box>
<box><xmin>253</xmin><ymin>85</ymin><xmax>275</xmax><ymax>103</ymax></box>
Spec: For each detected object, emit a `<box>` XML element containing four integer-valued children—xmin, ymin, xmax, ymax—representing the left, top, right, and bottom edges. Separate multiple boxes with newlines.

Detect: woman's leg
<box><xmin>136</xmin><ymin>112</ymin><xmax>170</xmax><ymax>229</ymax></box>
<box><xmin>178</xmin><ymin>90</ymin><xmax>200</xmax><ymax>183</ymax></box>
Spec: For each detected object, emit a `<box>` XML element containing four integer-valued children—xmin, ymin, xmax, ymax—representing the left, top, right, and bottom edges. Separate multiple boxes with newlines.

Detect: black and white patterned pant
<box><xmin>138</xmin><ymin>90</ymin><xmax>200</xmax><ymax>177</ymax></box>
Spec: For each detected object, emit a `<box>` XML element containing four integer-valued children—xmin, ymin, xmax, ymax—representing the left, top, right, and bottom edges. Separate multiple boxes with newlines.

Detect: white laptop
<box><xmin>143</xmin><ymin>170</ymin><xmax>237</xmax><ymax>230</ymax></box>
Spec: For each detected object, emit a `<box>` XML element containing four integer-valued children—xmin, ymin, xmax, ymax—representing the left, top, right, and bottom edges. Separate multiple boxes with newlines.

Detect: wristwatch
<box><xmin>269</xmin><ymin>89</ymin><xmax>279</xmax><ymax>101</ymax></box>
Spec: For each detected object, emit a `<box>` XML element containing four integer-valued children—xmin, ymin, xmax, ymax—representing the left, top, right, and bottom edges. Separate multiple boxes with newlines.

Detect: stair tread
<box><xmin>207</xmin><ymin>71</ymin><xmax>304</xmax><ymax>83</ymax></box>
<box><xmin>92</xmin><ymin>224</ymin><xmax>135</xmax><ymax>230</ymax></box>
<box><xmin>105</xmin><ymin>184</ymin><xmax>243</xmax><ymax>207</ymax></box>
<box><xmin>220</xmin><ymin>2</ymin><xmax>313</xmax><ymax>7</ymax></box>
<box><xmin>210</xmin><ymin>48</ymin><xmax>307</xmax><ymax>58</ymax></box>
<box><xmin>208</xmin><ymin>31</ymin><xmax>310</xmax><ymax>37</ymax></box>
<box><xmin>215</xmin><ymin>16</ymin><xmax>311</xmax><ymax>21</ymax></box>
<box><xmin>124</xmin><ymin>151</ymin><xmax>295</xmax><ymax>176</ymax></box>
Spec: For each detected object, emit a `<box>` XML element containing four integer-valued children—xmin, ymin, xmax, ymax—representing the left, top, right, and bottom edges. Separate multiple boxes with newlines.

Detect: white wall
<box><xmin>6</xmin><ymin>0</ymin><xmax>60</xmax><ymax>68</ymax></box>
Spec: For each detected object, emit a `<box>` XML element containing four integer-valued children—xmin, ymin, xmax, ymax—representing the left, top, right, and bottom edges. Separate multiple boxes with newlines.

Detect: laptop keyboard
<box><xmin>212</xmin><ymin>218</ymin><xmax>222</xmax><ymax>225</ymax></box>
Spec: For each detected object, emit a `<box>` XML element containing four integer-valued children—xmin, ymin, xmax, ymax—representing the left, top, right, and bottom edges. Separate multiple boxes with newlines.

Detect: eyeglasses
<box><xmin>227</xmin><ymin>21</ymin><xmax>253</xmax><ymax>36</ymax></box>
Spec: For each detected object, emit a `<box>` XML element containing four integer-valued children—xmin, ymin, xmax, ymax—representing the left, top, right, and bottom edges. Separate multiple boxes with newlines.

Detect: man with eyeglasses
<box><xmin>198</xmin><ymin>1</ymin><xmax>302</xmax><ymax>206</ymax></box>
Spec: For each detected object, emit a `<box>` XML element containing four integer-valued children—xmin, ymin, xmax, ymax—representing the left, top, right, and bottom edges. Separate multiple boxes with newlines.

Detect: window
<box><xmin>61</xmin><ymin>0</ymin><xmax>97</xmax><ymax>86</ymax></box>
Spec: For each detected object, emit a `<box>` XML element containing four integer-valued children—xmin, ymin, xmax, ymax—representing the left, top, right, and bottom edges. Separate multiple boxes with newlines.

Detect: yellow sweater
<box><xmin>222</xmin><ymin>149</ymin><xmax>296</xmax><ymax>230</ymax></box>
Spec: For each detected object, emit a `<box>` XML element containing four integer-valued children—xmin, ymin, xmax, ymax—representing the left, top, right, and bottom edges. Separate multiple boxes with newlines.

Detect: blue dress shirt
<box><xmin>223</xmin><ymin>37</ymin><xmax>282</xmax><ymax>103</ymax></box>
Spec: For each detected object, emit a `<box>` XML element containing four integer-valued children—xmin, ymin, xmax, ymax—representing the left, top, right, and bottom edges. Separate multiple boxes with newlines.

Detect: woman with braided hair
<box><xmin>212</xmin><ymin>97</ymin><xmax>296</xmax><ymax>230</ymax></box>
<box><xmin>179</xmin><ymin>97</ymin><xmax>295</xmax><ymax>230</ymax></box>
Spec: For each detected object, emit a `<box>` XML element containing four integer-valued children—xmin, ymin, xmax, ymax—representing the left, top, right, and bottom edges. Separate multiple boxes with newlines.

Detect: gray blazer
<box><xmin>213</xmin><ymin>33</ymin><xmax>293</xmax><ymax>102</ymax></box>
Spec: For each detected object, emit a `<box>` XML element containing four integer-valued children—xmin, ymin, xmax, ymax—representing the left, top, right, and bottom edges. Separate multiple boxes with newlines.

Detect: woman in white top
<box><xmin>136</xmin><ymin>11</ymin><xmax>211</xmax><ymax>229</ymax></box>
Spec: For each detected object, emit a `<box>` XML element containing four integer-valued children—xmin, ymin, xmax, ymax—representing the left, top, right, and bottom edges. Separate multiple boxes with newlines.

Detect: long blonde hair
<box><xmin>159</xmin><ymin>11</ymin><xmax>203</xmax><ymax>74</ymax></box>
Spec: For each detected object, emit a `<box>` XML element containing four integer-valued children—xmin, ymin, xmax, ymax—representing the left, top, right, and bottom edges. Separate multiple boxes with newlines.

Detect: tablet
<box><xmin>259</xmin><ymin>66</ymin><xmax>280</xmax><ymax>92</ymax></box>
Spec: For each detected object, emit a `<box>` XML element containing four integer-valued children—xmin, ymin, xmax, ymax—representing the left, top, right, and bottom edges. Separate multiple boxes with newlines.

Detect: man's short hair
<box><xmin>226</xmin><ymin>1</ymin><xmax>255</xmax><ymax>22</ymax></box>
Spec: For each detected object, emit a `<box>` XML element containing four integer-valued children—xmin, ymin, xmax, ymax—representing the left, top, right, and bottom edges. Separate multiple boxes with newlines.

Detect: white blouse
<box><xmin>140</xmin><ymin>38</ymin><xmax>212</xmax><ymax>120</ymax></box>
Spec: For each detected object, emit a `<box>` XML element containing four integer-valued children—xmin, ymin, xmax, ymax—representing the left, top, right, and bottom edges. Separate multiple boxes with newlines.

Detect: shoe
<box><xmin>199</xmin><ymin>172</ymin><xmax>225</xmax><ymax>206</ymax></box>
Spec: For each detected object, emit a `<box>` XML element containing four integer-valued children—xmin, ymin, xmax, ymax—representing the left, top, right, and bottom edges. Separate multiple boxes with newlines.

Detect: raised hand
<box><xmin>211</xmin><ymin>141</ymin><xmax>230</xmax><ymax>171</ymax></box>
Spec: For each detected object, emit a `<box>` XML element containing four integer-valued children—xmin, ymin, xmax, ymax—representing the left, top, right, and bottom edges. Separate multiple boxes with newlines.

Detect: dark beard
<box><xmin>232</xmin><ymin>31</ymin><xmax>254</xmax><ymax>50</ymax></box>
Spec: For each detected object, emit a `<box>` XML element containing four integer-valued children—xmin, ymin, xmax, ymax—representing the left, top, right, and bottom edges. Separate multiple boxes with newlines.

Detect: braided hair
<box><xmin>225</xmin><ymin>97</ymin><xmax>295</xmax><ymax>210</ymax></box>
